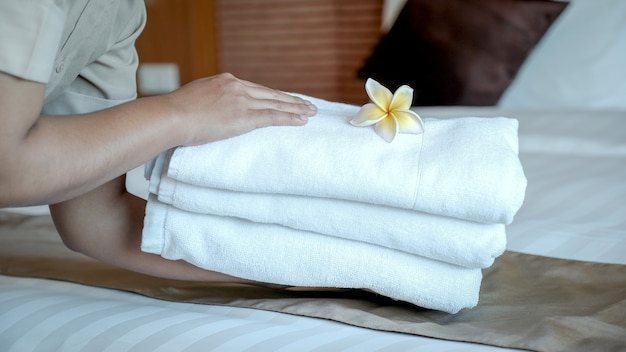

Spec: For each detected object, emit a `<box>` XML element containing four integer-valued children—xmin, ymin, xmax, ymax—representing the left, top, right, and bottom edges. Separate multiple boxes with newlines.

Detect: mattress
<box><xmin>1</xmin><ymin>107</ymin><xmax>625</xmax><ymax>352</ymax></box>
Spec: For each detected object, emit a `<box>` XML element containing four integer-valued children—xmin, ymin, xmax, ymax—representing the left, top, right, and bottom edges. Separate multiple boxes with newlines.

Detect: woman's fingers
<box><xmin>166</xmin><ymin>72</ymin><xmax>318</xmax><ymax>145</ymax></box>
<box><xmin>253</xmin><ymin>96</ymin><xmax>317</xmax><ymax>122</ymax></box>
<box><xmin>237</xmin><ymin>77</ymin><xmax>318</xmax><ymax>117</ymax></box>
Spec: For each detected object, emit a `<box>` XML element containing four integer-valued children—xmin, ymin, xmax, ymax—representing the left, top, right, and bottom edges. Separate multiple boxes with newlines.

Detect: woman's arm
<box><xmin>0</xmin><ymin>72</ymin><xmax>316</xmax><ymax>207</ymax></box>
<box><xmin>1</xmin><ymin>70</ymin><xmax>315</xmax><ymax>284</ymax></box>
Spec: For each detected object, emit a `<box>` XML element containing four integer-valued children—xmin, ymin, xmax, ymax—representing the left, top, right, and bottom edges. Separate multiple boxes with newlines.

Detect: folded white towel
<box><xmin>142</xmin><ymin>195</ymin><xmax>482</xmax><ymax>314</ymax></box>
<box><xmin>164</xmin><ymin>95</ymin><xmax>526</xmax><ymax>224</ymax></box>
<box><xmin>150</xmin><ymin>153</ymin><xmax>505</xmax><ymax>268</ymax></box>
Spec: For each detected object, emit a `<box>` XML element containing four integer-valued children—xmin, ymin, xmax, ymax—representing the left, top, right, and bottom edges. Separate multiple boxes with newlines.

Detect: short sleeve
<box><xmin>62</xmin><ymin>0</ymin><xmax>147</xmax><ymax>101</ymax></box>
<box><xmin>0</xmin><ymin>0</ymin><xmax>66</xmax><ymax>83</ymax></box>
<box><xmin>43</xmin><ymin>1</ymin><xmax>147</xmax><ymax>115</ymax></box>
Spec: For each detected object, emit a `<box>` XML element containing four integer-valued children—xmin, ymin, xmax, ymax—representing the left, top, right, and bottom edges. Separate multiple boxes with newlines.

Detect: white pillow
<box><xmin>498</xmin><ymin>0</ymin><xmax>626</xmax><ymax>109</ymax></box>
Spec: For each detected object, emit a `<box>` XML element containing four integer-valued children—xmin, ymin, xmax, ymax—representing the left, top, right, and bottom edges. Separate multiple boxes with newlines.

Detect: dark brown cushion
<box><xmin>358</xmin><ymin>0</ymin><xmax>568</xmax><ymax>106</ymax></box>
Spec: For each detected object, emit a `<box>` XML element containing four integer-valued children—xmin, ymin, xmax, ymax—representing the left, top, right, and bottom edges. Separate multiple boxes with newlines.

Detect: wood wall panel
<box><xmin>136</xmin><ymin>0</ymin><xmax>218</xmax><ymax>86</ymax></box>
<box><xmin>214</xmin><ymin>0</ymin><xmax>383</xmax><ymax>105</ymax></box>
<box><xmin>135</xmin><ymin>0</ymin><xmax>383</xmax><ymax>104</ymax></box>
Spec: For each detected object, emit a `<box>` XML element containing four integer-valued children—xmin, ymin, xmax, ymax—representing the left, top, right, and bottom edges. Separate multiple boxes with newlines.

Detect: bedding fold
<box><xmin>165</xmin><ymin>95</ymin><xmax>526</xmax><ymax>225</ymax></box>
<box><xmin>149</xmin><ymin>152</ymin><xmax>506</xmax><ymax>269</ymax></box>
<box><xmin>142</xmin><ymin>195</ymin><xmax>482</xmax><ymax>314</ymax></box>
<box><xmin>141</xmin><ymin>93</ymin><xmax>526</xmax><ymax>313</ymax></box>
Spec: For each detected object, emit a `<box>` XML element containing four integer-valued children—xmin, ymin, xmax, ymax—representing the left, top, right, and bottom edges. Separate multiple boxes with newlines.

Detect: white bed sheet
<box><xmin>1</xmin><ymin>107</ymin><xmax>625</xmax><ymax>351</ymax></box>
<box><xmin>417</xmin><ymin>107</ymin><xmax>626</xmax><ymax>267</ymax></box>
<box><xmin>0</xmin><ymin>276</ymin><xmax>514</xmax><ymax>352</ymax></box>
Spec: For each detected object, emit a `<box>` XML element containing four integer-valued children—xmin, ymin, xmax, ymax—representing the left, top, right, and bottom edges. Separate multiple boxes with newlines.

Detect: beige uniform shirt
<box><xmin>0</xmin><ymin>0</ymin><xmax>146</xmax><ymax>114</ymax></box>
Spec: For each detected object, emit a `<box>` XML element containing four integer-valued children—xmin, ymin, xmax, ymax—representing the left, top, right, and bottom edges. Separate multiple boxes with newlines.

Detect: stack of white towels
<box><xmin>141</xmin><ymin>94</ymin><xmax>527</xmax><ymax>314</ymax></box>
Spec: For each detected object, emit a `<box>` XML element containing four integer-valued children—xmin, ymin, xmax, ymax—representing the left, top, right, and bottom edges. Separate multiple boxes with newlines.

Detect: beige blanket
<box><xmin>1</xmin><ymin>212</ymin><xmax>624</xmax><ymax>352</ymax></box>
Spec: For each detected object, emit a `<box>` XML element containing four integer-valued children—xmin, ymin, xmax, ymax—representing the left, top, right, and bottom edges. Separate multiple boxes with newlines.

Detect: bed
<box><xmin>2</xmin><ymin>0</ymin><xmax>625</xmax><ymax>351</ymax></box>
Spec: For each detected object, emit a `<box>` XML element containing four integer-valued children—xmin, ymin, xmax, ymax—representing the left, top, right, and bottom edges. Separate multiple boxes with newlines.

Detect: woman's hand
<box><xmin>161</xmin><ymin>72</ymin><xmax>318</xmax><ymax>146</ymax></box>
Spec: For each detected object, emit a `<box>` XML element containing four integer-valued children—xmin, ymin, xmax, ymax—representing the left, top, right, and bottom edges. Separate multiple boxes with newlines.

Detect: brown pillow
<box><xmin>358</xmin><ymin>0</ymin><xmax>568</xmax><ymax>106</ymax></box>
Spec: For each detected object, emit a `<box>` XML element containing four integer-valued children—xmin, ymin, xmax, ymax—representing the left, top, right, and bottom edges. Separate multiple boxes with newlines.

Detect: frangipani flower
<box><xmin>350</xmin><ymin>78</ymin><xmax>424</xmax><ymax>143</ymax></box>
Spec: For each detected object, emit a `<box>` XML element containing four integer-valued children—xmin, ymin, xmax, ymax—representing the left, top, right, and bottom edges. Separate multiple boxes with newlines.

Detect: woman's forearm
<box><xmin>0</xmin><ymin>72</ymin><xmax>316</xmax><ymax>207</ymax></box>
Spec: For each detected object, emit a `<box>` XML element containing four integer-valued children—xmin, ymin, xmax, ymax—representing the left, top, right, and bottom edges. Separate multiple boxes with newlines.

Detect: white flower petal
<box><xmin>389</xmin><ymin>85</ymin><xmax>414</xmax><ymax>111</ymax></box>
<box><xmin>365</xmin><ymin>78</ymin><xmax>393</xmax><ymax>111</ymax></box>
<box><xmin>374</xmin><ymin>115</ymin><xmax>399</xmax><ymax>143</ymax></box>
<box><xmin>392</xmin><ymin>110</ymin><xmax>424</xmax><ymax>134</ymax></box>
<box><xmin>350</xmin><ymin>103</ymin><xmax>388</xmax><ymax>126</ymax></box>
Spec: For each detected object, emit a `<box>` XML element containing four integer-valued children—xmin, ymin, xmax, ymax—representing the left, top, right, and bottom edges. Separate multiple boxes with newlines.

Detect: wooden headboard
<box><xmin>215</xmin><ymin>0</ymin><xmax>383</xmax><ymax>105</ymax></box>
<box><xmin>137</xmin><ymin>0</ymin><xmax>383</xmax><ymax>104</ymax></box>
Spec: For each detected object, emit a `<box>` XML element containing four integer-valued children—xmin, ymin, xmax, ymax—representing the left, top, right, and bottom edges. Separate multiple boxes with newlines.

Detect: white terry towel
<box><xmin>164</xmin><ymin>95</ymin><xmax>527</xmax><ymax>224</ymax></box>
<box><xmin>142</xmin><ymin>195</ymin><xmax>482</xmax><ymax>314</ymax></box>
<box><xmin>150</xmin><ymin>154</ymin><xmax>505</xmax><ymax>269</ymax></box>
